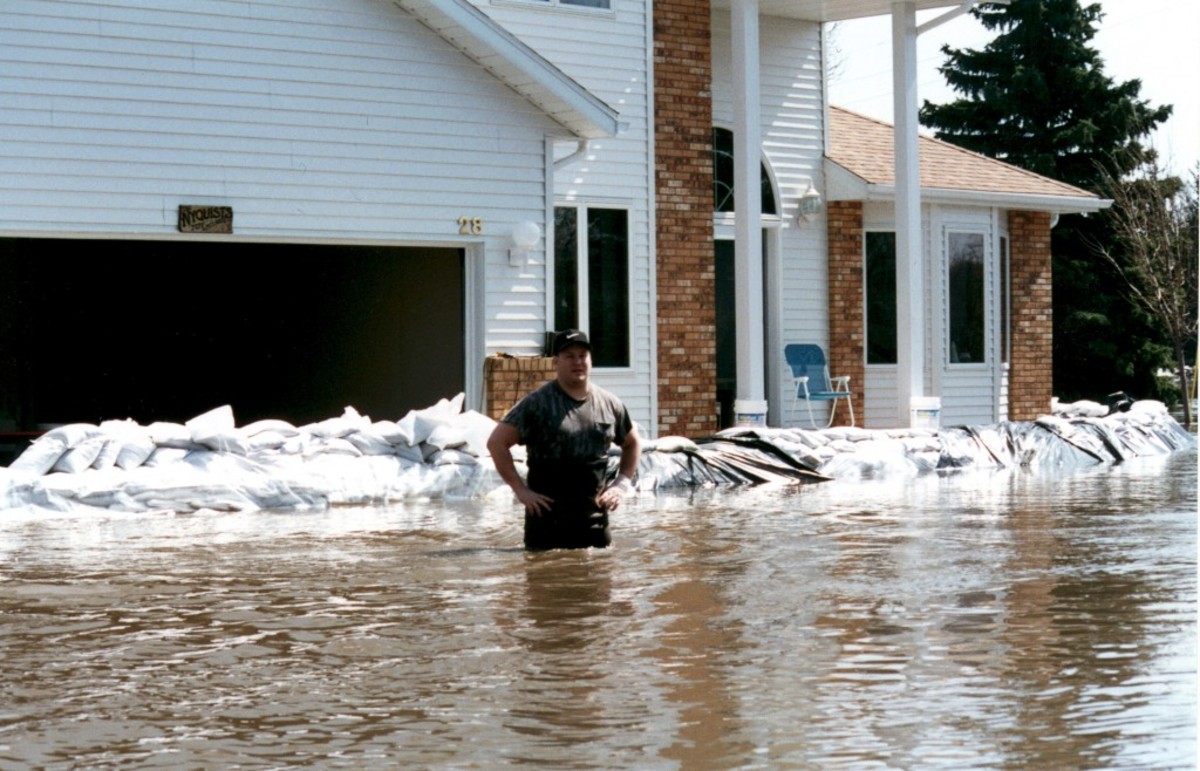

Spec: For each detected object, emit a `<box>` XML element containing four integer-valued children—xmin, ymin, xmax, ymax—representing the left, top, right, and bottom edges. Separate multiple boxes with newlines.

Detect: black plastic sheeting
<box><xmin>632</xmin><ymin>435</ymin><xmax>832</xmax><ymax>488</ymax></box>
<box><xmin>637</xmin><ymin>406</ymin><xmax>1195</xmax><ymax>489</ymax></box>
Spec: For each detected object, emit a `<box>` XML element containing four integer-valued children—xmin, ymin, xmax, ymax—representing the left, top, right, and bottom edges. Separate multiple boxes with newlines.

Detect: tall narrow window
<box><xmin>554</xmin><ymin>206</ymin><xmax>630</xmax><ymax>367</ymax></box>
<box><xmin>553</xmin><ymin>207</ymin><xmax>578</xmax><ymax>334</ymax></box>
<box><xmin>865</xmin><ymin>231</ymin><xmax>897</xmax><ymax>364</ymax></box>
<box><xmin>948</xmin><ymin>232</ymin><xmax>986</xmax><ymax>364</ymax></box>
<box><xmin>1000</xmin><ymin>235</ymin><xmax>1010</xmax><ymax>365</ymax></box>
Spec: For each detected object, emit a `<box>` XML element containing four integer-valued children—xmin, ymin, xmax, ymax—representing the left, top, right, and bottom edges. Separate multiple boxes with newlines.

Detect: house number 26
<box><xmin>458</xmin><ymin>216</ymin><xmax>483</xmax><ymax>235</ymax></box>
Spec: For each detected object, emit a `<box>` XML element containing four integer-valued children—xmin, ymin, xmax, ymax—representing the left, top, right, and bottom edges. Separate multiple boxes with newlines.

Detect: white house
<box><xmin>0</xmin><ymin>0</ymin><xmax>1105</xmax><ymax>439</ymax></box>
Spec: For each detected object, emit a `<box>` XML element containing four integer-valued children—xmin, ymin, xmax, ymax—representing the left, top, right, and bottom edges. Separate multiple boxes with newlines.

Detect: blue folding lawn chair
<box><xmin>784</xmin><ymin>343</ymin><xmax>855</xmax><ymax>429</ymax></box>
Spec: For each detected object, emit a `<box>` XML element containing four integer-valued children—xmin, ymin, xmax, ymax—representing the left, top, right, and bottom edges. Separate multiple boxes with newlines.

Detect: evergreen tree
<box><xmin>919</xmin><ymin>0</ymin><xmax>1173</xmax><ymax>402</ymax></box>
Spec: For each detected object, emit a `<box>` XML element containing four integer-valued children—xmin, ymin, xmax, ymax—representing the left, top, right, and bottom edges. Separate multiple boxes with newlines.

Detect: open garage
<box><xmin>0</xmin><ymin>238</ymin><xmax>464</xmax><ymax>431</ymax></box>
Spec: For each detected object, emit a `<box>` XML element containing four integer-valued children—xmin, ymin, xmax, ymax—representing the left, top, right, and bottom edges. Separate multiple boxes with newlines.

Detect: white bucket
<box><xmin>733</xmin><ymin>399</ymin><xmax>769</xmax><ymax>428</ymax></box>
<box><xmin>910</xmin><ymin>396</ymin><xmax>941</xmax><ymax>429</ymax></box>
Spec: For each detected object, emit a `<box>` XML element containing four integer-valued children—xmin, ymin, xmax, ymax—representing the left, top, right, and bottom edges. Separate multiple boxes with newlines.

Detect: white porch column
<box><xmin>892</xmin><ymin>1</ymin><xmax>925</xmax><ymax>426</ymax></box>
<box><xmin>731</xmin><ymin>0</ymin><xmax>766</xmax><ymax>404</ymax></box>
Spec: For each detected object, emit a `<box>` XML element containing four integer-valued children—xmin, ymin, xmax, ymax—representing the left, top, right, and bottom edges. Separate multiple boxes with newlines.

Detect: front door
<box><xmin>936</xmin><ymin>217</ymin><xmax>1000</xmax><ymax>425</ymax></box>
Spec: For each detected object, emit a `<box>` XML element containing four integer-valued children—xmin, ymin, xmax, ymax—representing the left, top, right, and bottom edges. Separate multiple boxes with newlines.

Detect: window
<box><xmin>865</xmin><ymin>231</ymin><xmax>897</xmax><ymax>365</ymax></box>
<box><xmin>1000</xmin><ymin>235</ymin><xmax>1010</xmax><ymax>365</ymax></box>
<box><xmin>948</xmin><ymin>232</ymin><xmax>986</xmax><ymax>364</ymax></box>
<box><xmin>506</xmin><ymin>0</ymin><xmax>610</xmax><ymax>8</ymax></box>
<box><xmin>554</xmin><ymin>206</ymin><xmax>629</xmax><ymax>367</ymax></box>
<box><xmin>712</xmin><ymin>127</ymin><xmax>777</xmax><ymax>215</ymax></box>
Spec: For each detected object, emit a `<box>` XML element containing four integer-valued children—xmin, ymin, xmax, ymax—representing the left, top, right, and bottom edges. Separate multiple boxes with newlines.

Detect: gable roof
<box><xmin>395</xmin><ymin>0</ymin><xmax>619</xmax><ymax>139</ymax></box>
<box><xmin>825</xmin><ymin>106</ymin><xmax>1109</xmax><ymax>214</ymax></box>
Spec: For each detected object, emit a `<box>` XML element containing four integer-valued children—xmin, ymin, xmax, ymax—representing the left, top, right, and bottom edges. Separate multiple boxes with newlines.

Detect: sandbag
<box><xmin>9</xmin><ymin>437</ymin><xmax>67</xmax><ymax>475</ymax></box>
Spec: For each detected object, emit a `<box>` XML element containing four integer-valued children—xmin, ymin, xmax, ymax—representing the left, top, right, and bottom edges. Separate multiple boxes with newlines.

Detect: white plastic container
<box><xmin>910</xmin><ymin>396</ymin><xmax>941</xmax><ymax>429</ymax></box>
<box><xmin>733</xmin><ymin>399</ymin><xmax>769</xmax><ymax>428</ymax></box>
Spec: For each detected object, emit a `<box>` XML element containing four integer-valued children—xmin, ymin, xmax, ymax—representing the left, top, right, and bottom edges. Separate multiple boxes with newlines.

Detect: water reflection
<box><xmin>0</xmin><ymin>449</ymin><xmax>1194</xmax><ymax>768</ymax></box>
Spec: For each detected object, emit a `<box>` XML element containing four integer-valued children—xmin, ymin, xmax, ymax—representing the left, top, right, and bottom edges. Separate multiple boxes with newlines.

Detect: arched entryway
<box><xmin>712</xmin><ymin>126</ymin><xmax>779</xmax><ymax>427</ymax></box>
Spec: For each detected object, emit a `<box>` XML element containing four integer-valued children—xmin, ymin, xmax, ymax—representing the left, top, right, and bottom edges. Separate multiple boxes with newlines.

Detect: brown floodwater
<box><xmin>1</xmin><ymin>446</ymin><xmax>1195</xmax><ymax>769</ymax></box>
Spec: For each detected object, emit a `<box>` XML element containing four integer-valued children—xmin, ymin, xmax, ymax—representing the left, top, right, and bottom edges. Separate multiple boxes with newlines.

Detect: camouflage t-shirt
<box><xmin>502</xmin><ymin>380</ymin><xmax>633</xmax><ymax>510</ymax></box>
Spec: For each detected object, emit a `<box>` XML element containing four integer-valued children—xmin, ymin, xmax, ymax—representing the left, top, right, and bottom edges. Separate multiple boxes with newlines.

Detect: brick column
<box><xmin>483</xmin><ymin>355</ymin><xmax>555</xmax><ymax>420</ymax></box>
<box><xmin>826</xmin><ymin>200</ymin><xmax>865</xmax><ymax>427</ymax></box>
<box><xmin>1008</xmin><ymin>210</ymin><xmax>1054</xmax><ymax>420</ymax></box>
<box><xmin>654</xmin><ymin>0</ymin><xmax>716</xmax><ymax>437</ymax></box>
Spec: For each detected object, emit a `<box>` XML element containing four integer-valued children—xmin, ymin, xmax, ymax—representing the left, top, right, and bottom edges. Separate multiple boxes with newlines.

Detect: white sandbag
<box><xmin>51</xmin><ymin>436</ymin><xmax>108</xmax><ymax>474</ymax></box>
<box><xmin>115</xmin><ymin>433</ymin><xmax>156</xmax><ymax>470</ymax></box>
<box><xmin>371</xmin><ymin>419</ymin><xmax>409</xmax><ymax>445</ymax></box>
<box><xmin>345</xmin><ymin>429</ymin><xmax>395</xmax><ymax>456</ymax></box>
<box><xmin>147</xmin><ymin>421</ymin><xmax>196</xmax><ymax>449</ymax></box>
<box><xmin>412</xmin><ymin>411</ymin><xmax>448</xmax><ymax>445</ymax></box>
<box><xmin>90</xmin><ymin>438</ymin><xmax>122</xmax><ymax>470</ymax></box>
<box><xmin>425</xmin><ymin>422</ymin><xmax>467</xmax><ymax>451</ymax></box>
<box><xmin>304</xmin><ymin>406</ymin><xmax>371</xmax><ymax>439</ymax></box>
<box><xmin>9</xmin><ymin>437</ymin><xmax>67</xmax><ymax>475</ymax></box>
<box><xmin>408</xmin><ymin>393</ymin><xmax>466</xmax><ymax>445</ymax></box>
<box><xmin>186</xmin><ymin>405</ymin><xmax>236</xmax><ymax>438</ymax></box>
<box><xmin>99</xmin><ymin>418</ymin><xmax>141</xmax><ymax>435</ymax></box>
<box><xmin>241</xmin><ymin>419</ymin><xmax>300</xmax><ymax>438</ymax></box>
<box><xmin>647</xmin><ymin>436</ymin><xmax>700</xmax><ymax>453</ymax></box>
<box><xmin>304</xmin><ymin>437</ymin><xmax>362</xmax><ymax>458</ymax></box>
<box><xmin>187</xmin><ymin>405</ymin><xmax>250</xmax><ymax>452</ymax></box>
<box><xmin>392</xmin><ymin>443</ymin><xmax>425</xmax><ymax>463</ymax></box>
<box><xmin>1129</xmin><ymin>399</ymin><xmax>1168</xmax><ymax>417</ymax></box>
<box><xmin>195</xmin><ymin>431</ymin><xmax>252</xmax><ymax>455</ymax></box>
<box><xmin>457</xmin><ymin>410</ymin><xmax>498</xmax><ymax>457</ymax></box>
<box><xmin>144</xmin><ymin>447</ymin><xmax>191</xmax><ymax>468</ymax></box>
<box><xmin>391</xmin><ymin>411</ymin><xmax>419</xmax><ymax>446</ymax></box>
<box><xmin>245</xmin><ymin>430</ymin><xmax>289</xmax><ymax>453</ymax></box>
<box><xmin>428</xmin><ymin>448</ymin><xmax>479</xmax><ymax>466</ymax></box>
<box><xmin>281</xmin><ymin>435</ymin><xmax>311</xmax><ymax>455</ymax></box>
<box><xmin>42</xmin><ymin>423</ymin><xmax>102</xmax><ymax>449</ymax></box>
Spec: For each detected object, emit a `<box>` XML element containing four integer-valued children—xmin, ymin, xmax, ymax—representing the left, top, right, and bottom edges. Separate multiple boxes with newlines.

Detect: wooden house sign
<box><xmin>178</xmin><ymin>205</ymin><xmax>233</xmax><ymax>234</ymax></box>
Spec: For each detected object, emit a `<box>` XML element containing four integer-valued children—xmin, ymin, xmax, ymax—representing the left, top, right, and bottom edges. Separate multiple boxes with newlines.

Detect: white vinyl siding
<box><xmin>473</xmin><ymin>0</ymin><xmax>654</xmax><ymax>422</ymax></box>
<box><xmin>0</xmin><ymin>0</ymin><xmax>564</xmax><ymax>241</ymax></box>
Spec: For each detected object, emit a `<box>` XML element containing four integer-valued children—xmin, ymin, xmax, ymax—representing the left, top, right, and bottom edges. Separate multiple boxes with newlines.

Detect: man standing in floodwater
<box><xmin>487</xmin><ymin>329</ymin><xmax>642</xmax><ymax>550</ymax></box>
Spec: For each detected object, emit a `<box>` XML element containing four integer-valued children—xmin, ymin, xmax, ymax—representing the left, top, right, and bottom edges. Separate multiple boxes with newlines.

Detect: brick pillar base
<box><xmin>1008</xmin><ymin>210</ymin><xmax>1054</xmax><ymax>421</ymax></box>
<box><xmin>483</xmin><ymin>355</ymin><xmax>555</xmax><ymax>420</ymax></box>
<box><xmin>826</xmin><ymin>200</ymin><xmax>865</xmax><ymax>427</ymax></box>
<box><xmin>654</xmin><ymin>0</ymin><xmax>716</xmax><ymax>437</ymax></box>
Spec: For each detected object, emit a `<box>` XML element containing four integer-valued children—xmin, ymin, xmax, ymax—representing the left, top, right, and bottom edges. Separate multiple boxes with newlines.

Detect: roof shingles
<box><xmin>827</xmin><ymin>106</ymin><xmax>1097</xmax><ymax>200</ymax></box>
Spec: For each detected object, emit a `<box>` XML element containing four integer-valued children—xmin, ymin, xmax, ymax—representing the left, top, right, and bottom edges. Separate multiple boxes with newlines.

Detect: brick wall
<box><xmin>483</xmin><ymin>355</ymin><xmax>555</xmax><ymax>420</ymax></box>
<box><xmin>825</xmin><ymin>200</ymin><xmax>864</xmax><ymax>427</ymax></box>
<box><xmin>653</xmin><ymin>0</ymin><xmax>717</xmax><ymax>437</ymax></box>
<box><xmin>1008</xmin><ymin>210</ymin><xmax>1054</xmax><ymax>420</ymax></box>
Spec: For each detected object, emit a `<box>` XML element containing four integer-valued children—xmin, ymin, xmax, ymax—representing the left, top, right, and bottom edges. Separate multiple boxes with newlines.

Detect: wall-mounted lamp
<box><xmin>509</xmin><ymin>221</ymin><xmax>542</xmax><ymax>266</ymax></box>
<box><xmin>797</xmin><ymin>185</ymin><xmax>823</xmax><ymax>222</ymax></box>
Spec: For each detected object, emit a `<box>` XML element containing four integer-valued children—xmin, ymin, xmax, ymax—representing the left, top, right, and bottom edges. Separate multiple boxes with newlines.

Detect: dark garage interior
<box><xmin>0</xmin><ymin>238</ymin><xmax>465</xmax><ymax>436</ymax></box>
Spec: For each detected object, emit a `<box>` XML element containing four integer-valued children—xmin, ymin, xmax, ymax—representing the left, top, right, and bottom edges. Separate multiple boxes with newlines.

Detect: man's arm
<box><xmin>486</xmin><ymin>421</ymin><xmax>554</xmax><ymax>515</ymax></box>
<box><xmin>597</xmin><ymin>424</ymin><xmax>642</xmax><ymax>512</ymax></box>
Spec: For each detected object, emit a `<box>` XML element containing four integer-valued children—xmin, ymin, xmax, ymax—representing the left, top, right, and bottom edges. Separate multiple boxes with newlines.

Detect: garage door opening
<box><xmin>0</xmin><ymin>238</ymin><xmax>465</xmax><ymax>431</ymax></box>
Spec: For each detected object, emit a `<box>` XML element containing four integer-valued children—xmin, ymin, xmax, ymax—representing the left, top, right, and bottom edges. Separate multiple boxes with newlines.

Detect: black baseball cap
<box><xmin>551</xmin><ymin>329</ymin><xmax>591</xmax><ymax>355</ymax></box>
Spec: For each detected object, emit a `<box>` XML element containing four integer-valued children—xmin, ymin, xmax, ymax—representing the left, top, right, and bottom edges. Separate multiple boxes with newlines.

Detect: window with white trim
<box><xmin>554</xmin><ymin>206</ymin><xmax>629</xmax><ymax>367</ymax></box>
<box><xmin>865</xmin><ymin>231</ymin><xmax>897</xmax><ymax>365</ymax></box>
<box><xmin>1000</xmin><ymin>234</ymin><xmax>1010</xmax><ymax>365</ymax></box>
<box><xmin>948</xmin><ymin>231</ymin><xmax>986</xmax><ymax>364</ymax></box>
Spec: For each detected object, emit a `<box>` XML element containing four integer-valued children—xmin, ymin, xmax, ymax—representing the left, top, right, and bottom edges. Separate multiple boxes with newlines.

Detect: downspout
<box><xmin>553</xmin><ymin>139</ymin><xmax>589</xmax><ymax>170</ymax></box>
